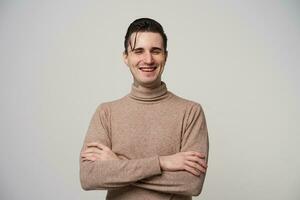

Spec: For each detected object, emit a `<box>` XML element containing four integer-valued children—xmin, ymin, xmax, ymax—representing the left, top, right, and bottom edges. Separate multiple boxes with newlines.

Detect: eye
<box><xmin>133</xmin><ymin>49</ymin><xmax>143</xmax><ymax>54</ymax></box>
<box><xmin>151</xmin><ymin>49</ymin><xmax>163</xmax><ymax>55</ymax></box>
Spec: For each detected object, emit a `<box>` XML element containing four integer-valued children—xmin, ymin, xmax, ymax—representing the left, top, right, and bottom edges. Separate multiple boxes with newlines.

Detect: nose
<box><xmin>143</xmin><ymin>52</ymin><xmax>154</xmax><ymax>64</ymax></box>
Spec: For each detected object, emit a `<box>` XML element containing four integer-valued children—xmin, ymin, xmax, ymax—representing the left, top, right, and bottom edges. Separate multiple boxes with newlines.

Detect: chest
<box><xmin>110</xmin><ymin>105</ymin><xmax>185</xmax><ymax>158</ymax></box>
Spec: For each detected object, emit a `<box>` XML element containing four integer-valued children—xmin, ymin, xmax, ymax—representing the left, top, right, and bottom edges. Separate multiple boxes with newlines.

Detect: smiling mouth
<box><xmin>139</xmin><ymin>67</ymin><xmax>157</xmax><ymax>72</ymax></box>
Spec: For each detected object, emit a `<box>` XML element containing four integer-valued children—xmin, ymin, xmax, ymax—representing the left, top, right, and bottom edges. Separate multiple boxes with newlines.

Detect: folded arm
<box><xmin>80</xmin><ymin>104</ymin><xmax>162</xmax><ymax>190</ymax></box>
<box><xmin>133</xmin><ymin>103</ymin><xmax>209</xmax><ymax>196</ymax></box>
<box><xmin>80</xmin><ymin>154</ymin><xmax>161</xmax><ymax>190</ymax></box>
<box><xmin>80</xmin><ymin>103</ymin><xmax>209</xmax><ymax>195</ymax></box>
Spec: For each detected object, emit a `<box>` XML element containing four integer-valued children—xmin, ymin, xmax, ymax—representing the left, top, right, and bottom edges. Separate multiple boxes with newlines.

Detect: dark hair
<box><xmin>124</xmin><ymin>18</ymin><xmax>168</xmax><ymax>54</ymax></box>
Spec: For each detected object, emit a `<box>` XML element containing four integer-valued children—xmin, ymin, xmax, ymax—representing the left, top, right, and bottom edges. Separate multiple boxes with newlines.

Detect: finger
<box><xmin>96</xmin><ymin>143</ymin><xmax>110</xmax><ymax>151</ymax></box>
<box><xmin>81</xmin><ymin>153</ymin><xmax>93</xmax><ymax>158</ymax></box>
<box><xmin>81</xmin><ymin>152</ymin><xmax>93</xmax><ymax>158</ymax></box>
<box><xmin>87</xmin><ymin>143</ymin><xmax>110</xmax><ymax>151</ymax></box>
<box><xmin>198</xmin><ymin>159</ymin><xmax>208</xmax><ymax>169</ymax></box>
<box><xmin>86</xmin><ymin>142</ymin><xmax>103</xmax><ymax>149</ymax></box>
<box><xmin>185</xmin><ymin>160</ymin><xmax>206</xmax><ymax>173</ymax></box>
<box><xmin>82</xmin><ymin>154</ymin><xmax>96</xmax><ymax>161</ymax></box>
<box><xmin>188</xmin><ymin>151</ymin><xmax>206</xmax><ymax>158</ymax></box>
<box><xmin>82</xmin><ymin>156</ymin><xmax>97</xmax><ymax>162</ymax></box>
<box><xmin>187</xmin><ymin>156</ymin><xmax>207</xmax><ymax>168</ymax></box>
<box><xmin>84</xmin><ymin>147</ymin><xmax>103</xmax><ymax>154</ymax></box>
<box><xmin>81</xmin><ymin>153</ymin><xmax>101</xmax><ymax>160</ymax></box>
<box><xmin>184</xmin><ymin>165</ymin><xmax>200</xmax><ymax>176</ymax></box>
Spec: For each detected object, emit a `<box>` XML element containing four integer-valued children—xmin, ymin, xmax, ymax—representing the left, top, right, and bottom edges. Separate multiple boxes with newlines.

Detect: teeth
<box><xmin>140</xmin><ymin>67</ymin><xmax>156</xmax><ymax>72</ymax></box>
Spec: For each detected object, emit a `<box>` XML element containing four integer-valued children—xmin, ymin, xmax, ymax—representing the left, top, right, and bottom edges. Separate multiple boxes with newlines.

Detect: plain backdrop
<box><xmin>1</xmin><ymin>1</ymin><xmax>299</xmax><ymax>200</ymax></box>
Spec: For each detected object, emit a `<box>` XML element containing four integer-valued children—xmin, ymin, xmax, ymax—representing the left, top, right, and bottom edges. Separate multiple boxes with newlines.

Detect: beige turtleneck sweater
<box><xmin>80</xmin><ymin>82</ymin><xmax>209</xmax><ymax>200</ymax></box>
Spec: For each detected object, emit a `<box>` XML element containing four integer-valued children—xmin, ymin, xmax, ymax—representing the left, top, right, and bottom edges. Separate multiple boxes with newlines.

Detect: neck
<box><xmin>129</xmin><ymin>81</ymin><xmax>171</xmax><ymax>103</ymax></box>
<box><xmin>133</xmin><ymin>79</ymin><xmax>162</xmax><ymax>90</ymax></box>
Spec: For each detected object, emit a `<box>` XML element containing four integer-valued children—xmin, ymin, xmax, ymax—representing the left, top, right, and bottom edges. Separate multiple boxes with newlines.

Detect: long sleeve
<box><xmin>80</xmin><ymin>104</ymin><xmax>162</xmax><ymax>190</ymax></box>
<box><xmin>133</xmin><ymin>103</ymin><xmax>209</xmax><ymax>196</ymax></box>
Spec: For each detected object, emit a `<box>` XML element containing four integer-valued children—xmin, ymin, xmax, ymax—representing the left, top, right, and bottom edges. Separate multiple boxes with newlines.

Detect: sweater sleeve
<box><xmin>133</xmin><ymin>103</ymin><xmax>209</xmax><ymax>196</ymax></box>
<box><xmin>80</xmin><ymin>103</ymin><xmax>162</xmax><ymax>190</ymax></box>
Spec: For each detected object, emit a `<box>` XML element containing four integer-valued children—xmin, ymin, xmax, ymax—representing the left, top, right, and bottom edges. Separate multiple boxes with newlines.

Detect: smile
<box><xmin>139</xmin><ymin>67</ymin><xmax>157</xmax><ymax>72</ymax></box>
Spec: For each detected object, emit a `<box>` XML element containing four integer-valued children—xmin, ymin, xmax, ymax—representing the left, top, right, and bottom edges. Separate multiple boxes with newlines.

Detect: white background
<box><xmin>1</xmin><ymin>1</ymin><xmax>299</xmax><ymax>199</ymax></box>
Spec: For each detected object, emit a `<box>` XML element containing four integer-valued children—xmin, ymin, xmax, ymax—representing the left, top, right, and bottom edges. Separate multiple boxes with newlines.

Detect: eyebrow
<box><xmin>132</xmin><ymin>47</ymin><xmax>163</xmax><ymax>52</ymax></box>
<box><xmin>151</xmin><ymin>47</ymin><xmax>163</xmax><ymax>51</ymax></box>
<box><xmin>132</xmin><ymin>47</ymin><xmax>144</xmax><ymax>51</ymax></box>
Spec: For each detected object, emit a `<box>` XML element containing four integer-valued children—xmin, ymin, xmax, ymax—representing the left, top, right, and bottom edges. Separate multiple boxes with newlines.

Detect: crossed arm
<box><xmin>80</xmin><ymin>103</ymin><xmax>209</xmax><ymax>196</ymax></box>
<box><xmin>81</xmin><ymin>144</ymin><xmax>207</xmax><ymax>196</ymax></box>
<box><xmin>82</xmin><ymin>142</ymin><xmax>207</xmax><ymax>176</ymax></box>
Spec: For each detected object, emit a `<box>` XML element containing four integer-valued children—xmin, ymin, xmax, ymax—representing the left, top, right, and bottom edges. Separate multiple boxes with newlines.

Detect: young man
<box><xmin>80</xmin><ymin>18</ymin><xmax>209</xmax><ymax>200</ymax></box>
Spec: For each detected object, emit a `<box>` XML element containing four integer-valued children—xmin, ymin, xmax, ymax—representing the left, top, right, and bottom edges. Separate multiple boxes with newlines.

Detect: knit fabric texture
<box><xmin>80</xmin><ymin>82</ymin><xmax>209</xmax><ymax>200</ymax></box>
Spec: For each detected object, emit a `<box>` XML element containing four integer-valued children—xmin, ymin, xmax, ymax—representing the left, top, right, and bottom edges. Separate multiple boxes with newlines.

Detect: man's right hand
<box><xmin>81</xmin><ymin>143</ymin><xmax>119</xmax><ymax>161</ymax></box>
<box><xmin>159</xmin><ymin>152</ymin><xmax>207</xmax><ymax>176</ymax></box>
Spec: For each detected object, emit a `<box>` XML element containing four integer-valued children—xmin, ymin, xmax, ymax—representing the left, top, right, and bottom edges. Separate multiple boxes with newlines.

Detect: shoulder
<box><xmin>94</xmin><ymin>95</ymin><xmax>128</xmax><ymax>113</ymax></box>
<box><xmin>169</xmin><ymin>92</ymin><xmax>205</xmax><ymax>113</ymax></box>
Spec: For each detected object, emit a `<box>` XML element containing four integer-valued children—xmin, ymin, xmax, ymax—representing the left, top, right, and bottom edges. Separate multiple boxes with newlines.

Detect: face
<box><xmin>123</xmin><ymin>32</ymin><xmax>167</xmax><ymax>88</ymax></box>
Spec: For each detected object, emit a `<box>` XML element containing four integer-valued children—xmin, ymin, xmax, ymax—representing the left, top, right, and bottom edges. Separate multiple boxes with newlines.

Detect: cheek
<box><xmin>155</xmin><ymin>55</ymin><xmax>167</xmax><ymax>64</ymax></box>
<box><xmin>129</xmin><ymin>57</ymin><xmax>142</xmax><ymax>66</ymax></box>
<box><xmin>158</xmin><ymin>58</ymin><xmax>166</xmax><ymax>66</ymax></box>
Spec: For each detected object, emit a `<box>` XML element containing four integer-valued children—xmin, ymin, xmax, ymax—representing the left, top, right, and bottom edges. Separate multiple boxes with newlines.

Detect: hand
<box><xmin>159</xmin><ymin>151</ymin><xmax>207</xmax><ymax>176</ymax></box>
<box><xmin>81</xmin><ymin>142</ymin><xmax>119</xmax><ymax>161</ymax></box>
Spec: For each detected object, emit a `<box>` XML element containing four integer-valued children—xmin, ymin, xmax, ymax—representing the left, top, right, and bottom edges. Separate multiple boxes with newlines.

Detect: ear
<box><xmin>123</xmin><ymin>52</ymin><xmax>129</xmax><ymax>66</ymax></box>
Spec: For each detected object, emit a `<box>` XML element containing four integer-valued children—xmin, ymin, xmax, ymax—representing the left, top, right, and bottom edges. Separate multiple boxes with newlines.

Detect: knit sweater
<box><xmin>80</xmin><ymin>82</ymin><xmax>209</xmax><ymax>200</ymax></box>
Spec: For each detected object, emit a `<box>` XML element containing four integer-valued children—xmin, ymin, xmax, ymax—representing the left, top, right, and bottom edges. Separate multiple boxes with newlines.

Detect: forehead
<box><xmin>129</xmin><ymin>32</ymin><xmax>164</xmax><ymax>49</ymax></box>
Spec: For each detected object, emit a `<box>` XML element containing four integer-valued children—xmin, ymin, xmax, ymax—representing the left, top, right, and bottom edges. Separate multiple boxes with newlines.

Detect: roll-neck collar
<box><xmin>129</xmin><ymin>81</ymin><xmax>171</xmax><ymax>103</ymax></box>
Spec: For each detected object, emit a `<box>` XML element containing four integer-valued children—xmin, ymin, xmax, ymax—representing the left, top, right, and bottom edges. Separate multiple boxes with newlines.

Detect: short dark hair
<box><xmin>124</xmin><ymin>18</ymin><xmax>168</xmax><ymax>54</ymax></box>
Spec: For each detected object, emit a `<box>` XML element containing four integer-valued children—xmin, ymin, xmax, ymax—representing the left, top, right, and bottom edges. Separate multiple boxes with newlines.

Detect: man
<box><xmin>80</xmin><ymin>18</ymin><xmax>209</xmax><ymax>200</ymax></box>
